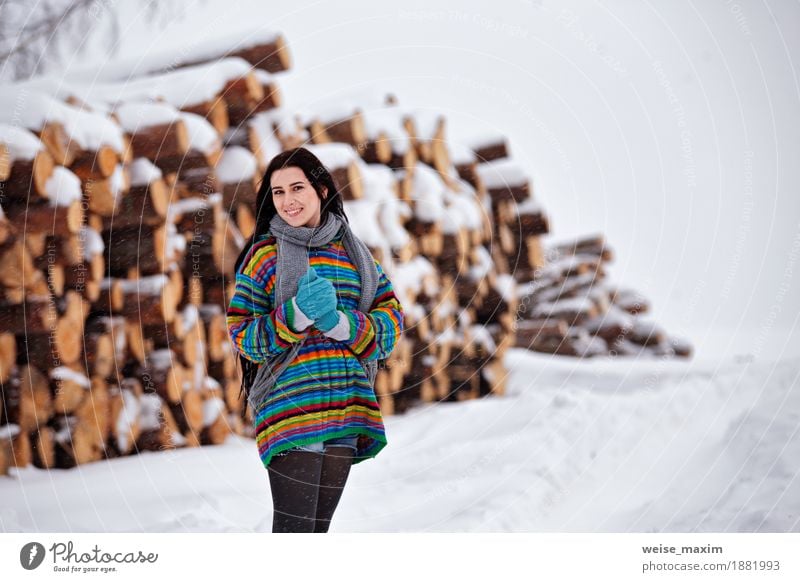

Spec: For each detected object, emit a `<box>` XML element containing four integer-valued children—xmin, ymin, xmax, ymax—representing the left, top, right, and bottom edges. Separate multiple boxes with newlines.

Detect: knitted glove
<box><xmin>295</xmin><ymin>267</ymin><xmax>337</xmax><ymax>319</ymax></box>
<box><xmin>314</xmin><ymin>309</ymin><xmax>340</xmax><ymax>333</ymax></box>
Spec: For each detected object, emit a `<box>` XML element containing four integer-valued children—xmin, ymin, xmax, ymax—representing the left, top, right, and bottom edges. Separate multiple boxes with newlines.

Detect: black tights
<box><xmin>267</xmin><ymin>446</ymin><xmax>354</xmax><ymax>533</ymax></box>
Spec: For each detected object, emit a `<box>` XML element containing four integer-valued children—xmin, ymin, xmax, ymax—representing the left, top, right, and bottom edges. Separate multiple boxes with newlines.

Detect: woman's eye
<box><xmin>293</xmin><ymin>185</ymin><xmax>303</xmax><ymax>191</ymax></box>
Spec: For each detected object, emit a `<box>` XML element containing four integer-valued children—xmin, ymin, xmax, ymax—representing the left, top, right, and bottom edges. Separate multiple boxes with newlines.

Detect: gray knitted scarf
<box><xmin>247</xmin><ymin>211</ymin><xmax>380</xmax><ymax>412</ymax></box>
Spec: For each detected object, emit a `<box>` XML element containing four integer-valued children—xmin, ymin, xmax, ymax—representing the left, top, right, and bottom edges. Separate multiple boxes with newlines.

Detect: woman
<box><xmin>226</xmin><ymin>147</ymin><xmax>404</xmax><ymax>533</ymax></box>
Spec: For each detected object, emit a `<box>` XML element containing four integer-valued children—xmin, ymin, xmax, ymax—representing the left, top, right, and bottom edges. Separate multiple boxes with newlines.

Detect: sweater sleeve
<box><xmin>336</xmin><ymin>260</ymin><xmax>404</xmax><ymax>361</ymax></box>
<box><xmin>226</xmin><ymin>251</ymin><xmax>309</xmax><ymax>364</ymax></box>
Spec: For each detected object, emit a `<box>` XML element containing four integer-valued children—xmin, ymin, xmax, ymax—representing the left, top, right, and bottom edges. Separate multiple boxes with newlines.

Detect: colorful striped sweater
<box><xmin>226</xmin><ymin>228</ymin><xmax>404</xmax><ymax>468</ymax></box>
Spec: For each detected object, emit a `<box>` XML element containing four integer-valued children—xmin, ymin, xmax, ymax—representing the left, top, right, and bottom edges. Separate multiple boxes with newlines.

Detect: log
<box><xmin>199</xmin><ymin>397</ymin><xmax>230</xmax><ymax>445</ymax></box>
<box><xmin>69</xmin><ymin>145</ymin><xmax>119</xmax><ymax>181</ymax></box>
<box><xmin>84</xmin><ymin>165</ymin><xmax>128</xmax><ymax>216</ymax></box>
<box><xmin>119</xmin><ymin>274</ymin><xmax>178</xmax><ymax>325</ymax></box>
<box><xmin>227</xmin><ymin>72</ymin><xmax>281</xmax><ymax>126</ymax></box>
<box><xmin>4</xmin><ymin>364</ymin><xmax>53</xmax><ymax>432</ymax></box>
<box><xmin>136</xmin><ymin>393</ymin><xmax>184</xmax><ymax>451</ymax></box>
<box><xmin>53</xmin><ymin>415</ymin><xmax>104</xmax><ymax>468</ymax></box>
<box><xmin>107</xmin><ymin>381</ymin><xmax>142</xmax><ymax>456</ymax></box>
<box><xmin>50</xmin><ymin>365</ymin><xmax>91</xmax><ymax>415</ymax></box>
<box><xmin>308</xmin><ymin>112</ymin><xmax>366</xmax><ymax>146</ymax></box>
<box><xmin>3</xmin><ymin>199</ymin><xmax>83</xmax><ymax>236</ymax></box>
<box><xmin>39</xmin><ymin>121</ymin><xmax>78</xmax><ymax>167</ymax></box>
<box><xmin>137</xmin><ymin>349</ymin><xmax>184</xmax><ymax>404</ymax></box>
<box><xmin>30</xmin><ymin>426</ymin><xmax>56</xmax><ymax>469</ymax></box>
<box><xmin>226</xmin><ymin>35</ymin><xmax>292</xmax><ymax>73</ymax></box>
<box><xmin>109</xmin><ymin>178</ymin><xmax>170</xmax><ymax>228</ymax></box>
<box><xmin>169</xmin><ymin>388</ymin><xmax>204</xmax><ymax>437</ymax></box>
<box><xmin>551</xmin><ymin>234</ymin><xmax>612</xmax><ymax>262</ymax></box>
<box><xmin>0</xmin><ymin>150</ymin><xmax>55</xmax><ymax>200</ymax></box>
<box><xmin>102</xmin><ymin>224</ymin><xmax>173</xmax><ymax>276</ymax></box>
<box><xmin>472</xmin><ymin>139</ymin><xmax>508</xmax><ymax>163</ymax></box>
<box><xmin>0</xmin><ymin>424</ymin><xmax>21</xmax><ymax>474</ymax></box>
<box><xmin>73</xmin><ymin>376</ymin><xmax>112</xmax><ymax>444</ymax></box>
<box><xmin>0</xmin><ymin>331</ymin><xmax>15</xmax><ymax>383</ymax></box>
<box><xmin>0</xmin><ymin>298</ymin><xmax>56</xmax><ymax>333</ymax></box>
<box><xmin>183</xmin><ymin>97</ymin><xmax>230</xmax><ymax>135</ymax></box>
<box><xmin>94</xmin><ymin>278</ymin><xmax>124</xmax><ymax>313</ymax></box>
<box><xmin>218</xmin><ymin>73</ymin><xmax>264</xmax><ymax>127</ymax></box>
<box><xmin>0</xmin><ymin>142</ymin><xmax>9</xmax><ymax>181</ymax></box>
<box><xmin>83</xmin><ymin>316</ymin><xmax>127</xmax><ymax>380</ymax></box>
<box><xmin>126</xmin><ymin>120</ymin><xmax>189</xmax><ymax>162</ymax></box>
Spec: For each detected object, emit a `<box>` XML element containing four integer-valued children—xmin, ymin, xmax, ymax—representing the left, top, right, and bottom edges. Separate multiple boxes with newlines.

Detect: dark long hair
<box><xmin>232</xmin><ymin>147</ymin><xmax>349</xmax><ymax>404</ymax></box>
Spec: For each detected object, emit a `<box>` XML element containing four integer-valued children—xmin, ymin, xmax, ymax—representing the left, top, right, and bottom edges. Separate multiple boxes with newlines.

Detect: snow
<box><xmin>129</xmin><ymin>158</ymin><xmax>163</xmax><ymax>186</ymax></box>
<box><xmin>0</xmin><ymin>123</ymin><xmax>43</xmax><ymax>160</ymax></box>
<box><xmin>475</xmin><ymin>157</ymin><xmax>529</xmax><ymax>189</ymax></box>
<box><xmin>167</xmin><ymin>194</ymin><xmax>220</xmax><ymax>223</ymax></box>
<box><xmin>49</xmin><ymin>367</ymin><xmax>91</xmax><ymax>388</ymax></box>
<box><xmin>448</xmin><ymin>141</ymin><xmax>477</xmax><ymax>165</ymax></box>
<box><xmin>3</xmin><ymin>351</ymin><xmax>795</xmax><ymax>533</ymax></box>
<box><xmin>514</xmin><ymin>195</ymin><xmax>543</xmax><ymax>216</ymax></box>
<box><xmin>465</xmin><ymin>132</ymin><xmax>507</xmax><ymax>152</ymax></box>
<box><xmin>138</xmin><ymin>394</ymin><xmax>163</xmax><ymax>432</ymax></box>
<box><xmin>215</xmin><ymin>146</ymin><xmax>257</xmax><ymax>183</ymax></box>
<box><xmin>469</xmin><ymin>245</ymin><xmax>494</xmax><ymax>280</ymax></box>
<box><xmin>113</xmin><ymin>102</ymin><xmax>179</xmax><ymax>131</ymax></box>
<box><xmin>406</xmin><ymin>163</ymin><xmax>446</xmax><ymax>222</ymax></box>
<box><xmin>202</xmin><ymin>397</ymin><xmax>226</xmax><ymax>426</ymax></box>
<box><xmin>44</xmin><ymin>166</ymin><xmax>82</xmax><ymax>207</ymax></box>
<box><xmin>247</xmin><ymin>112</ymin><xmax>284</xmax><ymax>165</ymax></box>
<box><xmin>0</xmin><ymin>90</ymin><xmax>125</xmax><ymax>152</ymax></box>
<box><xmin>494</xmin><ymin>273</ymin><xmax>518</xmax><ymax>303</ymax></box>
<box><xmin>0</xmin><ymin>424</ymin><xmax>20</xmax><ymax>440</ymax></box>
<box><xmin>65</xmin><ymin>27</ymin><xmax>281</xmax><ymax>83</ymax></box>
<box><xmin>409</xmin><ymin>109</ymin><xmax>443</xmax><ymax>140</ymax></box>
<box><xmin>79</xmin><ymin>226</ymin><xmax>105</xmax><ymax>261</ymax></box>
<box><xmin>361</xmin><ymin>108</ymin><xmax>412</xmax><ymax>153</ymax></box>
<box><xmin>101</xmin><ymin>274</ymin><xmax>168</xmax><ymax>295</ymax></box>
<box><xmin>443</xmin><ymin>188</ymin><xmax>483</xmax><ymax>233</ymax></box>
<box><xmin>363</xmin><ymin>164</ymin><xmax>413</xmax><ymax>251</ymax></box>
<box><xmin>392</xmin><ymin>255</ymin><xmax>438</xmax><ymax>298</ymax></box>
<box><xmin>305</xmin><ymin>142</ymin><xmax>360</xmax><ymax>169</ymax></box>
<box><xmin>180</xmin><ymin>112</ymin><xmax>221</xmax><ymax>155</ymax></box>
<box><xmin>115</xmin><ymin>389</ymin><xmax>141</xmax><ymax>453</ymax></box>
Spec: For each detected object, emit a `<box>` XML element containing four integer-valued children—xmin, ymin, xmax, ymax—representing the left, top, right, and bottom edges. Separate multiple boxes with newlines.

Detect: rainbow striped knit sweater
<box><xmin>226</xmin><ymin>229</ymin><xmax>404</xmax><ymax>468</ymax></box>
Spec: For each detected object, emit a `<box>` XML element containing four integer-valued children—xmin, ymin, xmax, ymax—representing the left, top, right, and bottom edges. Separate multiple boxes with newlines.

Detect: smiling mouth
<box><xmin>286</xmin><ymin>208</ymin><xmax>303</xmax><ymax>216</ymax></box>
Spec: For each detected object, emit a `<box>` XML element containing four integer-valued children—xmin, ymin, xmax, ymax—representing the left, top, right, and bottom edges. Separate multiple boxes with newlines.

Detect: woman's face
<box><xmin>270</xmin><ymin>166</ymin><xmax>327</xmax><ymax>228</ymax></box>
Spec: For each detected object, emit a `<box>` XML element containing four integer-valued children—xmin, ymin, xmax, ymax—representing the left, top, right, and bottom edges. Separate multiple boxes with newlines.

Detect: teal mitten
<box><xmin>295</xmin><ymin>267</ymin><xmax>337</xmax><ymax>319</ymax></box>
<box><xmin>315</xmin><ymin>309</ymin><xmax>340</xmax><ymax>333</ymax></box>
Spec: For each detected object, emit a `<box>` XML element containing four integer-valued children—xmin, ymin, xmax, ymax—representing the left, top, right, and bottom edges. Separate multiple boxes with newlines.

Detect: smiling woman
<box><xmin>270</xmin><ymin>165</ymin><xmax>326</xmax><ymax>228</ymax></box>
<box><xmin>226</xmin><ymin>147</ymin><xmax>404</xmax><ymax>533</ymax></box>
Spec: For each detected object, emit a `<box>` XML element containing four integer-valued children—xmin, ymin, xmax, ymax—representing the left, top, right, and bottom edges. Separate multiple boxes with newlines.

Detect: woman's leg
<box><xmin>313</xmin><ymin>445</ymin><xmax>354</xmax><ymax>533</ymax></box>
<box><xmin>267</xmin><ymin>449</ymin><xmax>324</xmax><ymax>533</ymax></box>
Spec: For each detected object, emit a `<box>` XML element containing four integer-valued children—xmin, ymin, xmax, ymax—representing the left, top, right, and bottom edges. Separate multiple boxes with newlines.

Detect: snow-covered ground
<box><xmin>2</xmin><ymin>340</ymin><xmax>797</xmax><ymax>533</ymax></box>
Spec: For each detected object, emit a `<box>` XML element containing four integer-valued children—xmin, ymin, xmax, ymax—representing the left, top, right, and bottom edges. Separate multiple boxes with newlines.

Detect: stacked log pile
<box><xmin>0</xmin><ymin>29</ymin><xmax>690</xmax><ymax>473</ymax></box>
